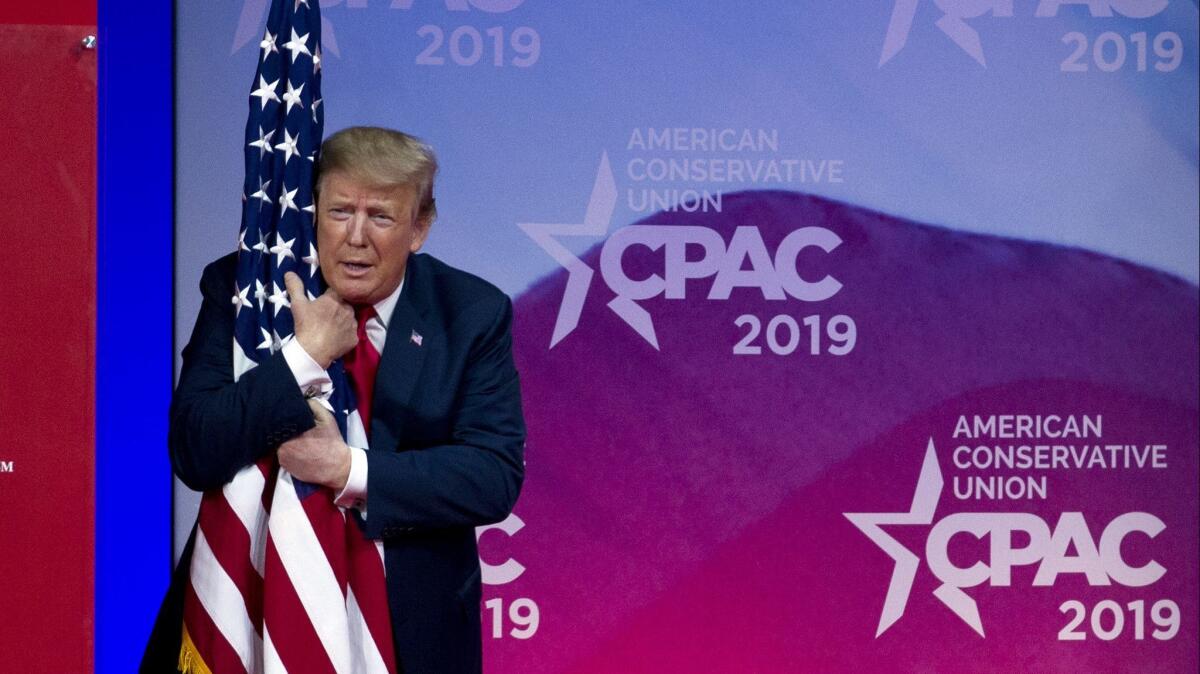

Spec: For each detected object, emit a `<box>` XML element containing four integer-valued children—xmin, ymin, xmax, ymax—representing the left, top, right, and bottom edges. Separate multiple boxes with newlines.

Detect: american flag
<box><xmin>180</xmin><ymin>1</ymin><xmax>396</xmax><ymax>672</ymax></box>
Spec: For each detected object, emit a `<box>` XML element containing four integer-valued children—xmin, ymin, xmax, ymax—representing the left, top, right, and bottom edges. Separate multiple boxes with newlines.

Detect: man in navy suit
<box><xmin>143</xmin><ymin>127</ymin><xmax>525</xmax><ymax>673</ymax></box>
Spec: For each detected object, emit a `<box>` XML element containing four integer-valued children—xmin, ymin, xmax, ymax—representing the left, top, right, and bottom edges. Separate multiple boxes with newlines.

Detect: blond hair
<box><xmin>316</xmin><ymin>126</ymin><xmax>438</xmax><ymax>222</ymax></box>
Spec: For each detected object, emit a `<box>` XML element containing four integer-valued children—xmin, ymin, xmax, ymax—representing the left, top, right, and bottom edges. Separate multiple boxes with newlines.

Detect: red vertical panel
<box><xmin>0</xmin><ymin>1</ymin><xmax>95</xmax><ymax>25</ymax></box>
<box><xmin>0</xmin><ymin>23</ymin><xmax>96</xmax><ymax>672</ymax></box>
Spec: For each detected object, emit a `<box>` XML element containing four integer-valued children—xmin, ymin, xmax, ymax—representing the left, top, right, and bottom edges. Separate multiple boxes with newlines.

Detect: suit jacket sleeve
<box><xmin>362</xmin><ymin>294</ymin><xmax>525</xmax><ymax>536</ymax></box>
<box><xmin>169</xmin><ymin>255</ymin><xmax>316</xmax><ymax>492</ymax></box>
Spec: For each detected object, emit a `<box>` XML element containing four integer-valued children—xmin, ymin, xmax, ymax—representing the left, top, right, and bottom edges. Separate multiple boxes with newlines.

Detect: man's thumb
<box><xmin>306</xmin><ymin>398</ymin><xmax>336</xmax><ymax>425</ymax></box>
<box><xmin>284</xmin><ymin>272</ymin><xmax>308</xmax><ymax>309</ymax></box>
<box><xmin>307</xmin><ymin>395</ymin><xmax>336</xmax><ymax>422</ymax></box>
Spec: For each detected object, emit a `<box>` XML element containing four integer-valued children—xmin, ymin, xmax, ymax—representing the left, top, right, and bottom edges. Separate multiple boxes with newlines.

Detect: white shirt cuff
<box><xmin>282</xmin><ymin>338</ymin><xmax>333</xmax><ymax>399</ymax></box>
<box><xmin>334</xmin><ymin>446</ymin><xmax>368</xmax><ymax>514</ymax></box>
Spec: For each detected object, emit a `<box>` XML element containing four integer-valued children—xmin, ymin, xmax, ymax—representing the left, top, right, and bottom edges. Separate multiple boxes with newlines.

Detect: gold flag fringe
<box><xmin>178</xmin><ymin>625</ymin><xmax>214</xmax><ymax>674</ymax></box>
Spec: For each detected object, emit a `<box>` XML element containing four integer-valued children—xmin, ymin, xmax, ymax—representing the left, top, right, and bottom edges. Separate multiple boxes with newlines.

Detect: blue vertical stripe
<box><xmin>96</xmin><ymin>1</ymin><xmax>173</xmax><ymax>671</ymax></box>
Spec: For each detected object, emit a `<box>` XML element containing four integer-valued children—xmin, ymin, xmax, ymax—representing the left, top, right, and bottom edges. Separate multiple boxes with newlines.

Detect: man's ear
<box><xmin>411</xmin><ymin>214</ymin><xmax>433</xmax><ymax>252</ymax></box>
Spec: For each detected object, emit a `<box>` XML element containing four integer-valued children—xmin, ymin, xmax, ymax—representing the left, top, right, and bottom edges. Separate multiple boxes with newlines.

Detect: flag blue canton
<box><xmin>232</xmin><ymin>0</ymin><xmax>353</xmax><ymax>494</ymax></box>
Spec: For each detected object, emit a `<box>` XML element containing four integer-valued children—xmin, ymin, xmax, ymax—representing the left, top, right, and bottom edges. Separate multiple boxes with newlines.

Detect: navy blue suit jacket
<box><xmin>142</xmin><ymin>251</ymin><xmax>525</xmax><ymax>673</ymax></box>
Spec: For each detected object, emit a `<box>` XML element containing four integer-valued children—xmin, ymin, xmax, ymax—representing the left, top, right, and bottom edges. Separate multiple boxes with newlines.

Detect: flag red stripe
<box><xmin>346</xmin><ymin>520</ymin><xmax>397</xmax><ymax>672</ymax></box>
<box><xmin>298</xmin><ymin>491</ymin><xmax>350</xmax><ymax>595</ymax></box>
<box><xmin>197</xmin><ymin>491</ymin><xmax>264</xmax><ymax>632</ymax></box>
<box><xmin>262</xmin><ymin>536</ymin><xmax>339</xmax><ymax>674</ymax></box>
<box><xmin>183</xmin><ymin>583</ymin><xmax>251</xmax><ymax>674</ymax></box>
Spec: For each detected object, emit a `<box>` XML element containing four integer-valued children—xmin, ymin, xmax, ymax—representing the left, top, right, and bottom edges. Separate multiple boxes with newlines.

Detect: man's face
<box><xmin>316</xmin><ymin>171</ymin><xmax>430</xmax><ymax>306</ymax></box>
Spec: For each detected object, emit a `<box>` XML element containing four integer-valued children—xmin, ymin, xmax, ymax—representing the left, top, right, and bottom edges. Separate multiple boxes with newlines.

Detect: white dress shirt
<box><xmin>280</xmin><ymin>278</ymin><xmax>404</xmax><ymax>513</ymax></box>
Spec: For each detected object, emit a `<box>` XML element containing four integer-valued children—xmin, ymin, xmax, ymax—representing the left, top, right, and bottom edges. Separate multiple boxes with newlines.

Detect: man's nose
<box><xmin>347</xmin><ymin>214</ymin><xmax>368</xmax><ymax>246</ymax></box>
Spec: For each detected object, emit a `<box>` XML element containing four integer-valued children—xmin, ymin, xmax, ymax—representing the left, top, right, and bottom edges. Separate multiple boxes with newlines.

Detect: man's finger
<box><xmin>306</xmin><ymin>397</ymin><xmax>336</xmax><ymax>424</ymax></box>
<box><xmin>284</xmin><ymin>271</ymin><xmax>309</xmax><ymax>308</ymax></box>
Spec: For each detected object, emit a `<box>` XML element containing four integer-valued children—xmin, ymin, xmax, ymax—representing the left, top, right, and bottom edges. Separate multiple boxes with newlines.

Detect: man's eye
<box><xmin>371</xmin><ymin>214</ymin><xmax>394</xmax><ymax>224</ymax></box>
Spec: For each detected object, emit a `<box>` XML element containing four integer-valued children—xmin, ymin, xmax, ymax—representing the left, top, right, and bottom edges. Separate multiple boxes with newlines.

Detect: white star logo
<box><xmin>844</xmin><ymin>440</ymin><xmax>984</xmax><ymax>637</ymax></box>
<box><xmin>232</xmin><ymin>283</ymin><xmax>252</xmax><ymax>318</ymax></box>
<box><xmin>268</xmin><ymin>281</ymin><xmax>291</xmax><ymax>316</ymax></box>
<box><xmin>283</xmin><ymin>28</ymin><xmax>311</xmax><ymax>63</ymax></box>
<box><xmin>250</xmin><ymin>75</ymin><xmax>280</xmax><ymax>109</ymax></box>
<box><xmin>274</xmin><ymin>129</ymin><xmax>301</xmax><ymax>165</ymax></box>
<box><xmin>282</xmin><ymin>79</ymin><xmax>305</xmax><ymax>115</ymax></box>
<box><xmin>270</xmin><ymin>234</ymin><xmax>296</xmax><ymax>264</ymax></box>
<box><xmin>518</xmin><ymin>152</ymin><xmax>628</xmax><ymax>348</ymax></box>
<box><xmin>258</xmin><ymin>29</ymin><xmax>278</xmax><ymax>62</ymax></box>
<box><xmin>249</xmin><ymin>125</ymin><xmax>275</xmax><ymax>159</ymax></box>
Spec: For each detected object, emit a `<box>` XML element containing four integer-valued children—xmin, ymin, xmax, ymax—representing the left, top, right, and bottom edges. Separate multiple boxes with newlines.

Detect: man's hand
<box><xmin>278</xmin><ymin>399</ymin><xmax>352</xmax><ymax>491</ymax></box>
<box><xmin>284</xmin><ymin>271</ymin><xmax>357</xmax><ymax>368</ymax></box>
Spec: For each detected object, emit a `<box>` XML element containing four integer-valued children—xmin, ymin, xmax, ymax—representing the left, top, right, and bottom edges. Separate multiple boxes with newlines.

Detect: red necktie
<box><xmin>343</xmin><ymin>305</ymin><xmax>381</xmax><ymax>435</ymax></box>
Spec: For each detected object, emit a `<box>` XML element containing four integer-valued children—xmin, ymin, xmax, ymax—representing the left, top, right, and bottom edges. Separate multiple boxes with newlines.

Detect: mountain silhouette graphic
<box><xmin>485</xmin><ymin>190</ymin><xmax>1198</xmax><ymax>673</ymax></box>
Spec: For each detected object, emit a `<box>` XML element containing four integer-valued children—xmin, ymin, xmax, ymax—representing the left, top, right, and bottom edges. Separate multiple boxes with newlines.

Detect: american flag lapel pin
<box><xmin>410</xmin><ymin>329</ymin><xmax>423</xmax><ymax>347</ymax></box>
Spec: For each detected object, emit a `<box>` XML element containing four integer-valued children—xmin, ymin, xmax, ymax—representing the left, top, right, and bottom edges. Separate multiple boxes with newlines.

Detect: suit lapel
<box><xmin>370</xmin><ymin>258</ymin><xmax>429</xmax><ymax>450</ymax></box>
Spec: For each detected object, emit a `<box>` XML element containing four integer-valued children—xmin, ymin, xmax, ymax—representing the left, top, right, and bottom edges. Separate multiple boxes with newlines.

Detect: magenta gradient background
<box><xmin>479</xmin><ymin>191</ymin><xmax>1200</xmax><ymax>672</ymax></box>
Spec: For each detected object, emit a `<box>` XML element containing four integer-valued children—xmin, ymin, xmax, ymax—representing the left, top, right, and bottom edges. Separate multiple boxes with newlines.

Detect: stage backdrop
<box><xmin>175</xmin><ymin>2</ymin><xmax>1198</xmax><ymax>672</ymax></box>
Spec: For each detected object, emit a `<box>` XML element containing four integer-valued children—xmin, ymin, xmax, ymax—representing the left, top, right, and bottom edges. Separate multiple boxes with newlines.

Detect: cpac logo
<box><xmin>845</xmin><ymin>440</ymin><xmax>1165</xmax><ymax>636</ymax></box>
<box><xmin>879</xmin><ymin>0</ymin><xmax>1170</xmax><ymax>66</ymax></box>
<box><xmin>520</xmin><ymin>154</ymin><xmax>843</xmax><ymax>350</ymax></box>
<box><xmin>234</xmin><ymin>0</ymin><xmax>526</xmax><ymax>54</ymax></box>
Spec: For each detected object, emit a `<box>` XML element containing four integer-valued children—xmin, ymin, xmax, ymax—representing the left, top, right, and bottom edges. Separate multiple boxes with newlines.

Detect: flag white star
<box><xmin>252</xmin><ymin>229</ymin><xmax>268</xmax><ymax>252</ymax></box>
<box><xmin>282</xmin><ymin>79</ymin><xmax>305</xmax><ymax>115</ymax></box>
<box><xmin>249</xmin><ymin>125</ymin><xmax>275</xmax><ymax>159</ymax></box>
<box><xmin>254</xmin><ymin>279</ymin><xmax>268</xmax><ymax>307</ymax></box>
<box><xmin>302</xmin><ymin>243</ymin><xmax>319</xmax><ymax>277</ymax></box>
<box><xmin>313</xmin><ymin>44</ymin><xmax>322</xmax><ymax>72</ymax></box>
<box><xmin>273</xmin><ymin>329</ymin><xmax>294</xmax><ymax>351</ymax></box>
<box><xmin>257</xmin><ymin>327</ymin><xmax>274</xmax><ymax>351</ymax></box>
<box><xmin>259</xmin><ymin>29</ymin><xmax>278</xmax><ymax>62</ymax></box>
<box><xmin>274</xmin><ymin>129</ymin><xmax>301</xmax><ymax>165</ymax></box>
<box><xmin>270</xmin><ymin>234</ymin><xmax>296</xmax><ymax>264</ymax></box>
<box><xmin>232</xmin><ymin>283</ymin><xmax>251</xmax><ymax>318</ymax></box>
<box><xmin>283</xmin><ymin>28</ymin><xmax>311</xmax><ymax>63</ymax></box>
<box><xmin>311</xmin><ymin>97</ymin><xmax>322</xmax><ymax>124</ymax></box>
<box><xmin>278</xmin><ymin>187</ymin><xmax>300</xmax><ymax>216</ymax></box>
<box><xmin>250</xmin><ymin>178</ymin><xmax>272</xmax><ymax>210</ymax></box>
<box><xmin>238</xmin><ymin>228</ymin><xmax>251</xmax><ymax>252</ymax></box>
<box><xmin>268</xmin><ymin>281</ymin><xmax>291</xmax><ymax>316</ymax></box>
<box><xmin>250</xmin><ymin>75</ymin><xmax>280</xmax><ymax>109</ymax></box>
